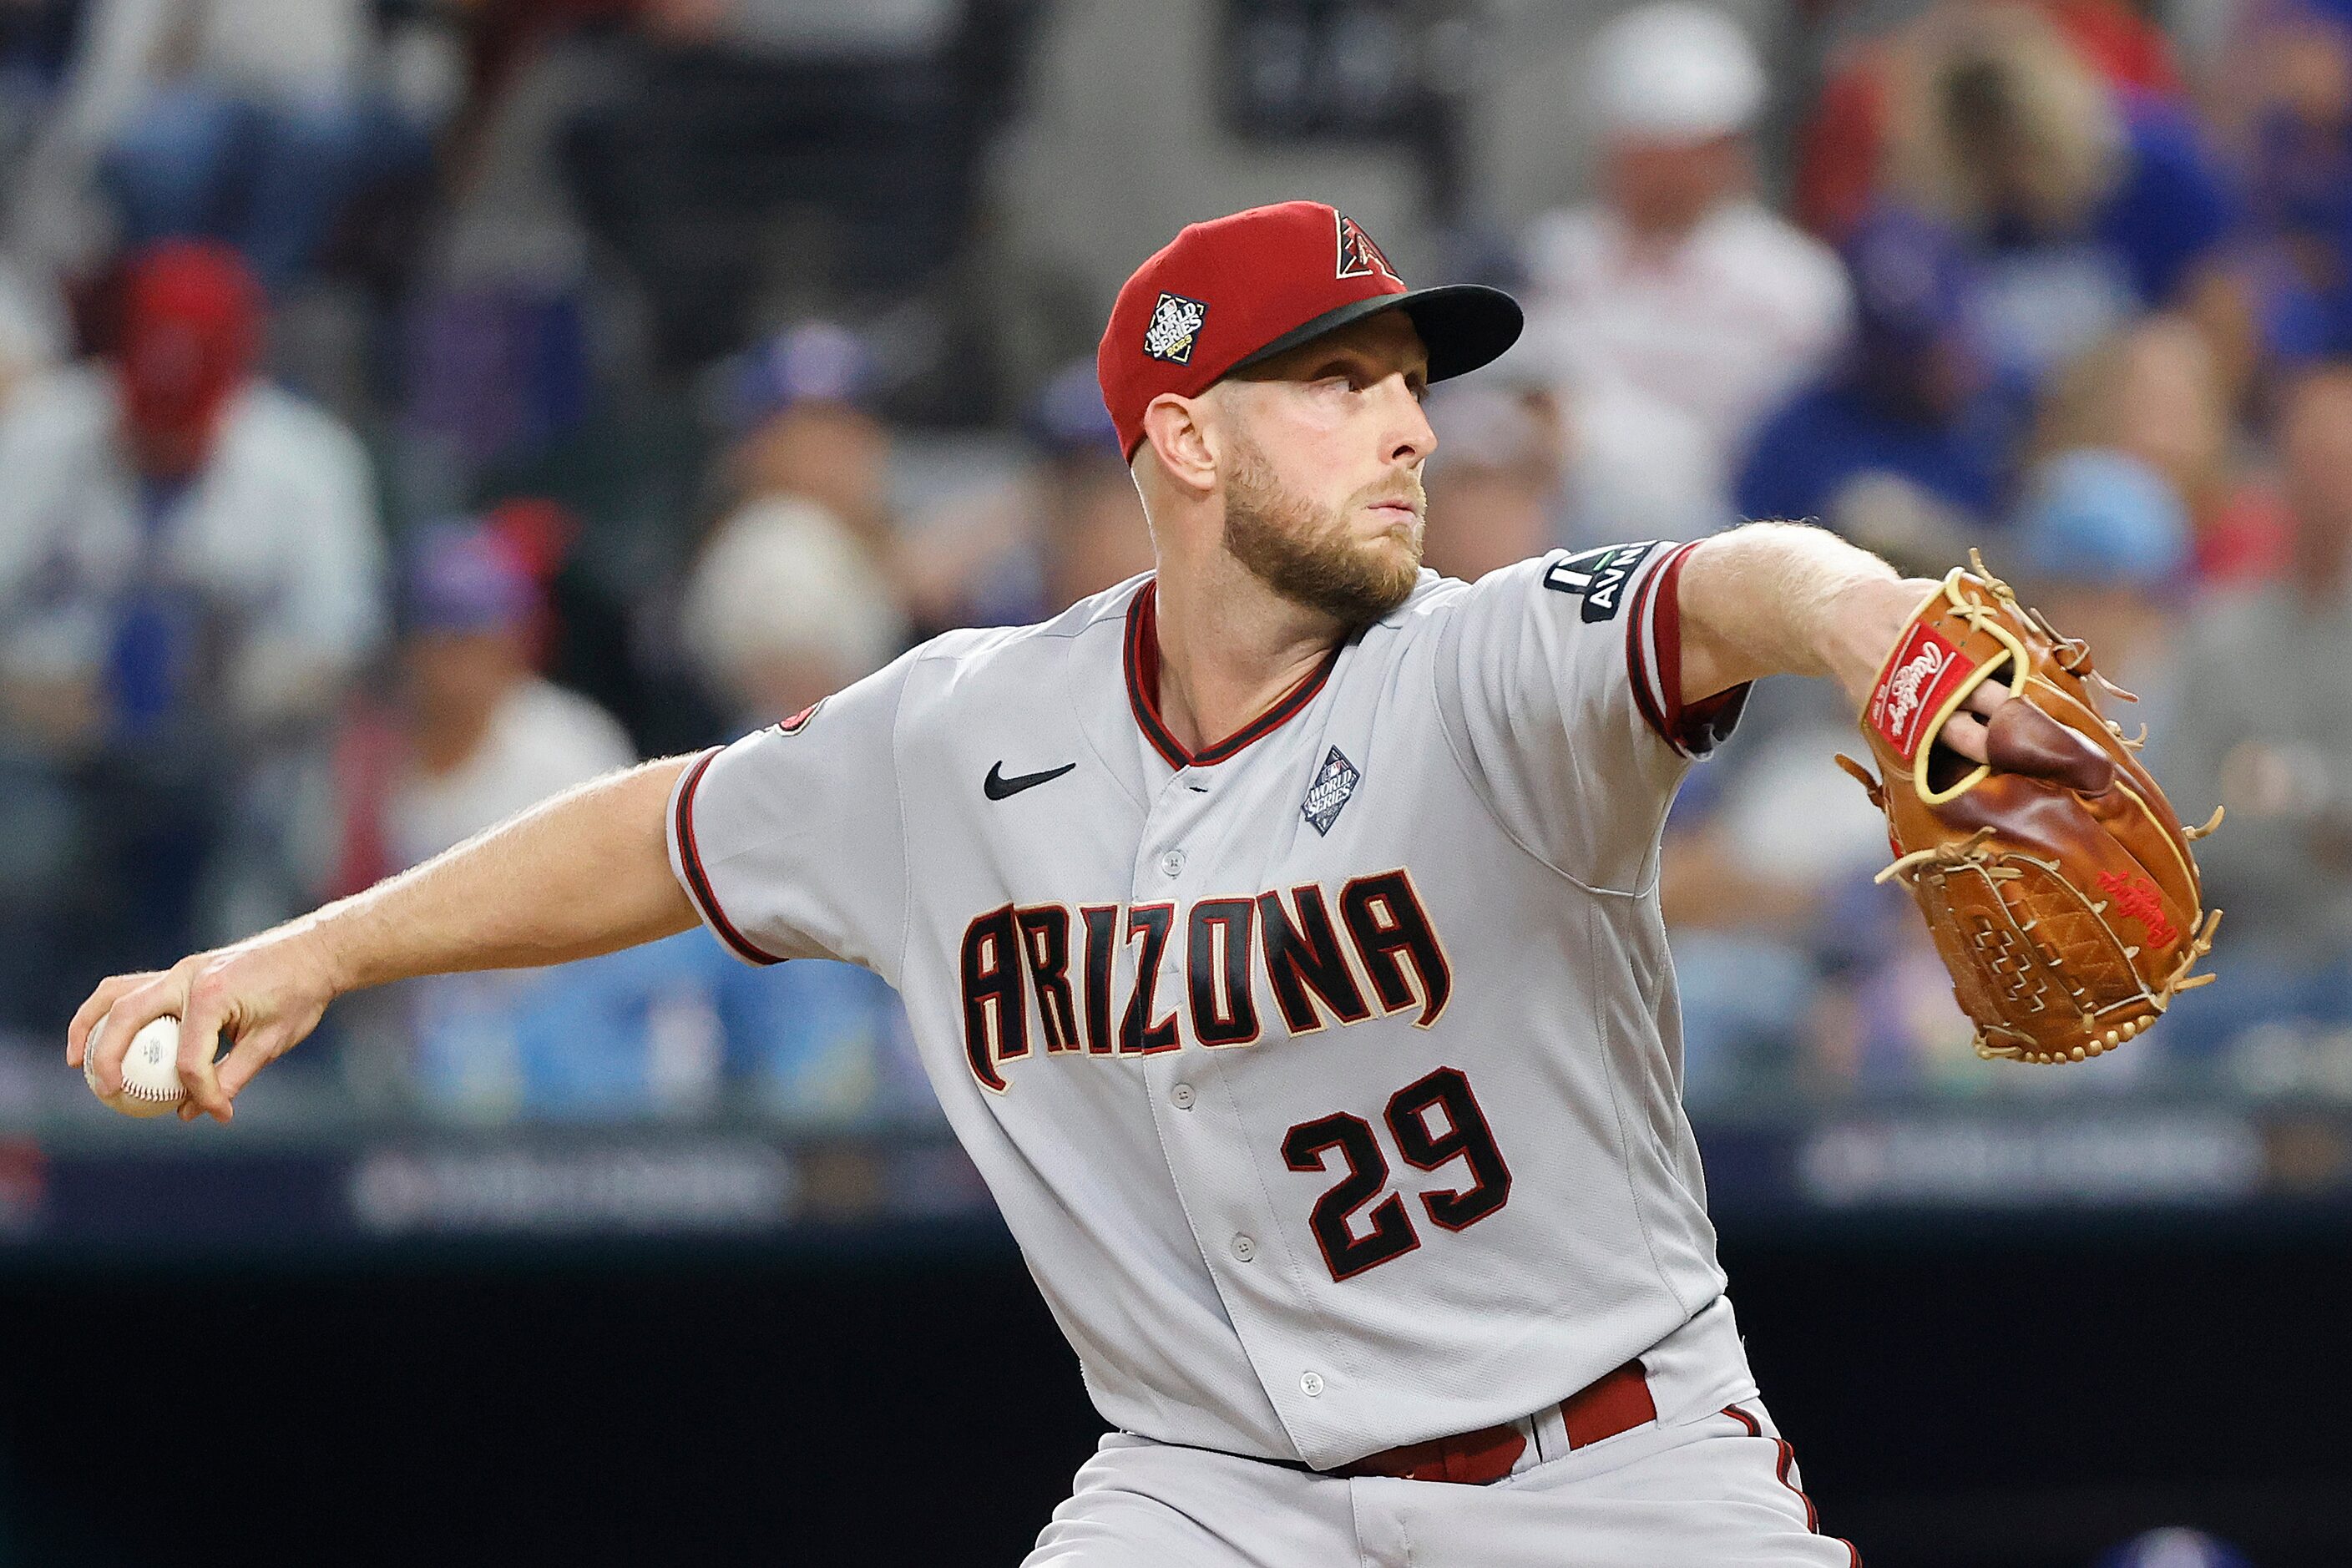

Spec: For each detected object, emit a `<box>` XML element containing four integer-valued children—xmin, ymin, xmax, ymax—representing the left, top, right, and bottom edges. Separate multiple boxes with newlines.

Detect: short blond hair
<box><xmin>1884</xmin><ymin>5</ymin><xmax>2125</xmax><ymax>234</ymax></box>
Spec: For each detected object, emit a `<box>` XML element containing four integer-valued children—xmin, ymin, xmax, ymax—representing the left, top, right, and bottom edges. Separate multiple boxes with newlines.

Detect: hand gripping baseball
<box><xmin>68</xmin><ymin>930</ymin><xmax>341</xmax><ymax>1123</ymax></box>
<box><xmin>1835</xmin><ymin>554</ymin><xmax>2223</xmax><ymax>1065</ymax></box>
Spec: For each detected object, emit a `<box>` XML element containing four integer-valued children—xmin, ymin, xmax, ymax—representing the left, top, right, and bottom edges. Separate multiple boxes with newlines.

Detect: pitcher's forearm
<box><xmin>1677</xmin><ymin>522</ymin><xmax>1919</xmax><ymax>703</ymax></box>
<box><xmin>303</xmin><ymin>756</ymin><xmax>702</xmax><ymax>996</ymax></box>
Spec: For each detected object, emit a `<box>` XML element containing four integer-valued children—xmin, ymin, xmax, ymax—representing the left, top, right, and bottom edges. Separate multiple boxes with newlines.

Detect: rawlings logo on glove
<box><xmin>1869</xmin><ymin>626</ymin><xmax>1973</xmax><ymax>761</ymax></box>
<box><xmin>1835</xmin><ymin>555</ymin><xmax>2223</xmax><ymax>1065</ymax></box>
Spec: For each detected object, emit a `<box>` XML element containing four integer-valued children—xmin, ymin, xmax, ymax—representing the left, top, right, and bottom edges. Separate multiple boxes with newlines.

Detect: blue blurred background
<box><xmin>1</xmin><ymin>1</ymin><xmax>2349</xmax><ymax>1564</ymax></box>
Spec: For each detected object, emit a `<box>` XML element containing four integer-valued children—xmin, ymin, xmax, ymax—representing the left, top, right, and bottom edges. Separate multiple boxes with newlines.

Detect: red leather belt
<box><xmin>1333</xmin><ymin>1361</ymin><xmax>1656</xmax><ymax>1485</ymax></box>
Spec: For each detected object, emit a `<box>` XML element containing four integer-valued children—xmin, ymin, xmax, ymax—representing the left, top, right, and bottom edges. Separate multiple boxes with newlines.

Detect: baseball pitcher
<box><xmin>78</xmin><ymin>202</ymin><xmax>2187</xmax><ymax>1565</ymax></box>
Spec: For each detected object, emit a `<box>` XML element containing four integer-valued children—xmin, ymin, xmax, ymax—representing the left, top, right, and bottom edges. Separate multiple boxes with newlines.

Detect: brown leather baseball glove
<box><xmin>1835</xmin><ymin>554</ymin><xmax>2223</xmax><ymax>1065</ymax></box>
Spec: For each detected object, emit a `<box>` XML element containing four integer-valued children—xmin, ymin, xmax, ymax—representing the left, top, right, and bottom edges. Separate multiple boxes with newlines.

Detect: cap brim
<box><xmin>1226</xmin><ymin>284</ymin><xmax>1524</xmax><ymax>385</ymax></box>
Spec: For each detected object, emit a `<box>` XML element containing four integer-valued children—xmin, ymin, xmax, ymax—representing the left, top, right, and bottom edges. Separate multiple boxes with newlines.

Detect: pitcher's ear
<box><xmin>1139</xmin><ymin>394</ymin><xmax>1216</xmax><ymax>494</ymax></box>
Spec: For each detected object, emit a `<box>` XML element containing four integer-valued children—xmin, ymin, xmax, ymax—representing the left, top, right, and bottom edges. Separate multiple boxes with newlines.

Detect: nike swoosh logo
<box><xmin>985</xmin><ymin>761</ymin><xmax>1077</xmax><ymax>801</ymax></box>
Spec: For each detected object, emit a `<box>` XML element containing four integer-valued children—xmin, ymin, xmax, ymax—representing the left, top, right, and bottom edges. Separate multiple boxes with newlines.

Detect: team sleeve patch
<box><xmin>1541</xmin><ymin>541</ymin><xmax>1656</xmax><ymax>623</ymax></box>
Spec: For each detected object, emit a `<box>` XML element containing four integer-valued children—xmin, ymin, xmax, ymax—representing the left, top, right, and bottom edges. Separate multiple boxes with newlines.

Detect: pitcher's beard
<box><xmin>1223</xmin><ymin>438</ymin><xmax>1424</xmax><ymax>631</ymax></box>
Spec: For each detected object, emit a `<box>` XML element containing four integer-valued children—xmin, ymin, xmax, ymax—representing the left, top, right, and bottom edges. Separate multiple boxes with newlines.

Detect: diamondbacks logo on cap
<box><xmin>1301</xmin><ymin>746</ymin><xmax>1362</xmax><ymax>837</ymax></box>
<box><xmin>1142</xmin><ymin>291</ymin><xmax>1208</xmax><ymax>365</ymax></box>
<box><xmin>1334</xmin><ymin>212</ymin><xmax>1401</xmax><ymax>282</ymax></box>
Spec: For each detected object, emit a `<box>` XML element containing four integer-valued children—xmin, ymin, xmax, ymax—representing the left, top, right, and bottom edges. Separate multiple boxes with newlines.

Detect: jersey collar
<box><xmin>1122</xmin><ymin>579</ymin><xmax>1343</xmax><ymax>769</ymax></box>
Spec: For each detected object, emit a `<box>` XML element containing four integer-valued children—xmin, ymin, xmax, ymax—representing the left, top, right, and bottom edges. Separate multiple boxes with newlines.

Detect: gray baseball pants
<box><xmin>1025</xmin><ymin>1302</ymin><xmax>1859</xmax><ymax>1566</ymax></box>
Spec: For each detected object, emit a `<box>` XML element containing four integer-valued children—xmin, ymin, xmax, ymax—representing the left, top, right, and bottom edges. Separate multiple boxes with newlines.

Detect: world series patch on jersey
<box><xmin>665</xmin><ymin>542</ymin><xmax>1748</xmax><ymax>1471</ymax></box>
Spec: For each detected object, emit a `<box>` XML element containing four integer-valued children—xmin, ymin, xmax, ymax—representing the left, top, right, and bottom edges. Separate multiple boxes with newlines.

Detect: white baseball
<box><xmin>85</xmin><ymin>1014</ymin><xmax>187</xmax><ymax>1119</ymax></box>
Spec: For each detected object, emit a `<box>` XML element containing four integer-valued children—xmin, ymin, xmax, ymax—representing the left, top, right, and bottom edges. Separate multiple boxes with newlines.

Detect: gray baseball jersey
<box><xmin>665</xmin><ymin>539</ymin><xmax>1748</xmax><ymax>1472</ymax></box>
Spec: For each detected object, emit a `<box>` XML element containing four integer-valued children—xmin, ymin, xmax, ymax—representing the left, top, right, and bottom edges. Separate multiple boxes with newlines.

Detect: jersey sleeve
<box><xmin>1433</xmin><ymin>539</ymin><xmax>1749</xmax><ymax>891</ymax></box>
<box><xmin>665</xmin><ymin>652</ymin><xmax>914</xmax><ymax>977</ymax></box>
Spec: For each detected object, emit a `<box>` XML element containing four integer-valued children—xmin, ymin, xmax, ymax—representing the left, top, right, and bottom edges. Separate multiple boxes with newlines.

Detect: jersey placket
<box><xmin>1129</xmin><ymin>754</ymin><xmax>1355</xmax><ymax>1463</ymax></box>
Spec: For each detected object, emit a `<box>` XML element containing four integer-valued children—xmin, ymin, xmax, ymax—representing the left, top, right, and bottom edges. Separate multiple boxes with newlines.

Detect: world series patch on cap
<box><xmin>1097</xmin><ymin>201</ymin><xmax>1523</xmax><ymax>458</ymax></box>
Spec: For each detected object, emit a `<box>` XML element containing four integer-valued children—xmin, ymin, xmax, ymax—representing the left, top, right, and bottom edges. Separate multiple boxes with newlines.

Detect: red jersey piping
<box><xmin>1629</xmin><ymin>540</ymin><xmax>1748</xmax><ymax>757</ymax></box>
<box><xmin>674</xmin><ymin>747</ymin><xmax>784</xmax><ymax>966</ymax></box>
<box><xmin>1722</xmin><ymin>1404</ymin><xmax>1861</xmax><ymax>1565</ymax></box>
<box><xmin>1122</xmin><ymin>580</ymin><xmax>1343</xmax><ymax>769</ymax></box>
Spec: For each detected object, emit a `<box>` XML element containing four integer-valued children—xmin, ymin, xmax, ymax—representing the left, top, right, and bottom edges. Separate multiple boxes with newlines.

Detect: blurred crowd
<box><xmin>1</xmin><ymin>0</ymin><xmax>2349</xmax><ymax>1128</ymax></box>
<box><xmin>1449</xmin><ymin>0</ymin><xmax>2352</xmax><ymax>1110</ymax></box>
<box><xmin>0</xmin><ymin>0</ymin><xmax>1022</xmax><ymax>1125</ymax></box>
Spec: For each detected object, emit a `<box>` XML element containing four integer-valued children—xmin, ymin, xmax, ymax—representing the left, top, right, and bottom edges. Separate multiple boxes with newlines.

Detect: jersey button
<box><xmin>1300</xmin><ymin>1371</ymin><xmax>1324</xmax><ymax>1398</ymax></box>
<box><xmin>1230</xmin><ymin>1233</ymin><xmax>1255</xmax><ymax>1262</ymax></box>
<box><xmin>1159</xmin><ymin>848</ymin><xmax>1186</xmax><ymax>878</ymax></box>
<box><xmin>1170</xmin><ymin>1083</ymin><xmax>1196</xmax><ymax>1110</ymax></box>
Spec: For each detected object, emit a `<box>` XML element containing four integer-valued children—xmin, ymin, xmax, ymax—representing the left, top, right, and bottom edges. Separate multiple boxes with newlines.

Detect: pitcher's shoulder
<box><xmin>1373</xmin><ymin>556</ymin><xmax>1594</xmax><ymax>640</ymax></box>
<box><xmin>899</xmin><ymin>574</ymin><xmax>1145</xmax><ymax>694</ymax></box>
<box><xmin>1369</xmin><ymin>568</ymin><xmax>1479</xmax><ymax>636</ymax></box>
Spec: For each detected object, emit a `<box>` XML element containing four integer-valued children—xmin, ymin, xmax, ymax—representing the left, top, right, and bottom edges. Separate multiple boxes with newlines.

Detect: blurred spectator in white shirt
<box><xmin>0</xmin><ymin>240</ymin><xmax>382</xmax><ymax>757</ymax></box>
<box><xmin>0</xmin><ymin>240</ymin><xmax>382</xmax><ymax>1020</ymax></box>
<box><xmin>336</xmin><ymin>518</ymin><xmax>722</xmax><ymax>1124</ymax></box>
<box><xmin>383</xmin><ymin>521</ymin><xmax>637</xmax><ymax>869</ymax></box>
<box><xmin>1518</xmin><ymin>3</ymin><xmax>1852</xmax><ymax>537</ymax></box>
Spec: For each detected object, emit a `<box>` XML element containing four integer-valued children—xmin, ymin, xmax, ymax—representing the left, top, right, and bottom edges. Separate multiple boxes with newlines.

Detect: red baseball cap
<box><xmin>1097</xmin><ymin>201</ymin><xmax>1521</xmax><ymax>459</ymax></box>
<box><xmin>115</xmin><ymin>240</ymin><xmax>260</xmax><ymax>443</ymax></box>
